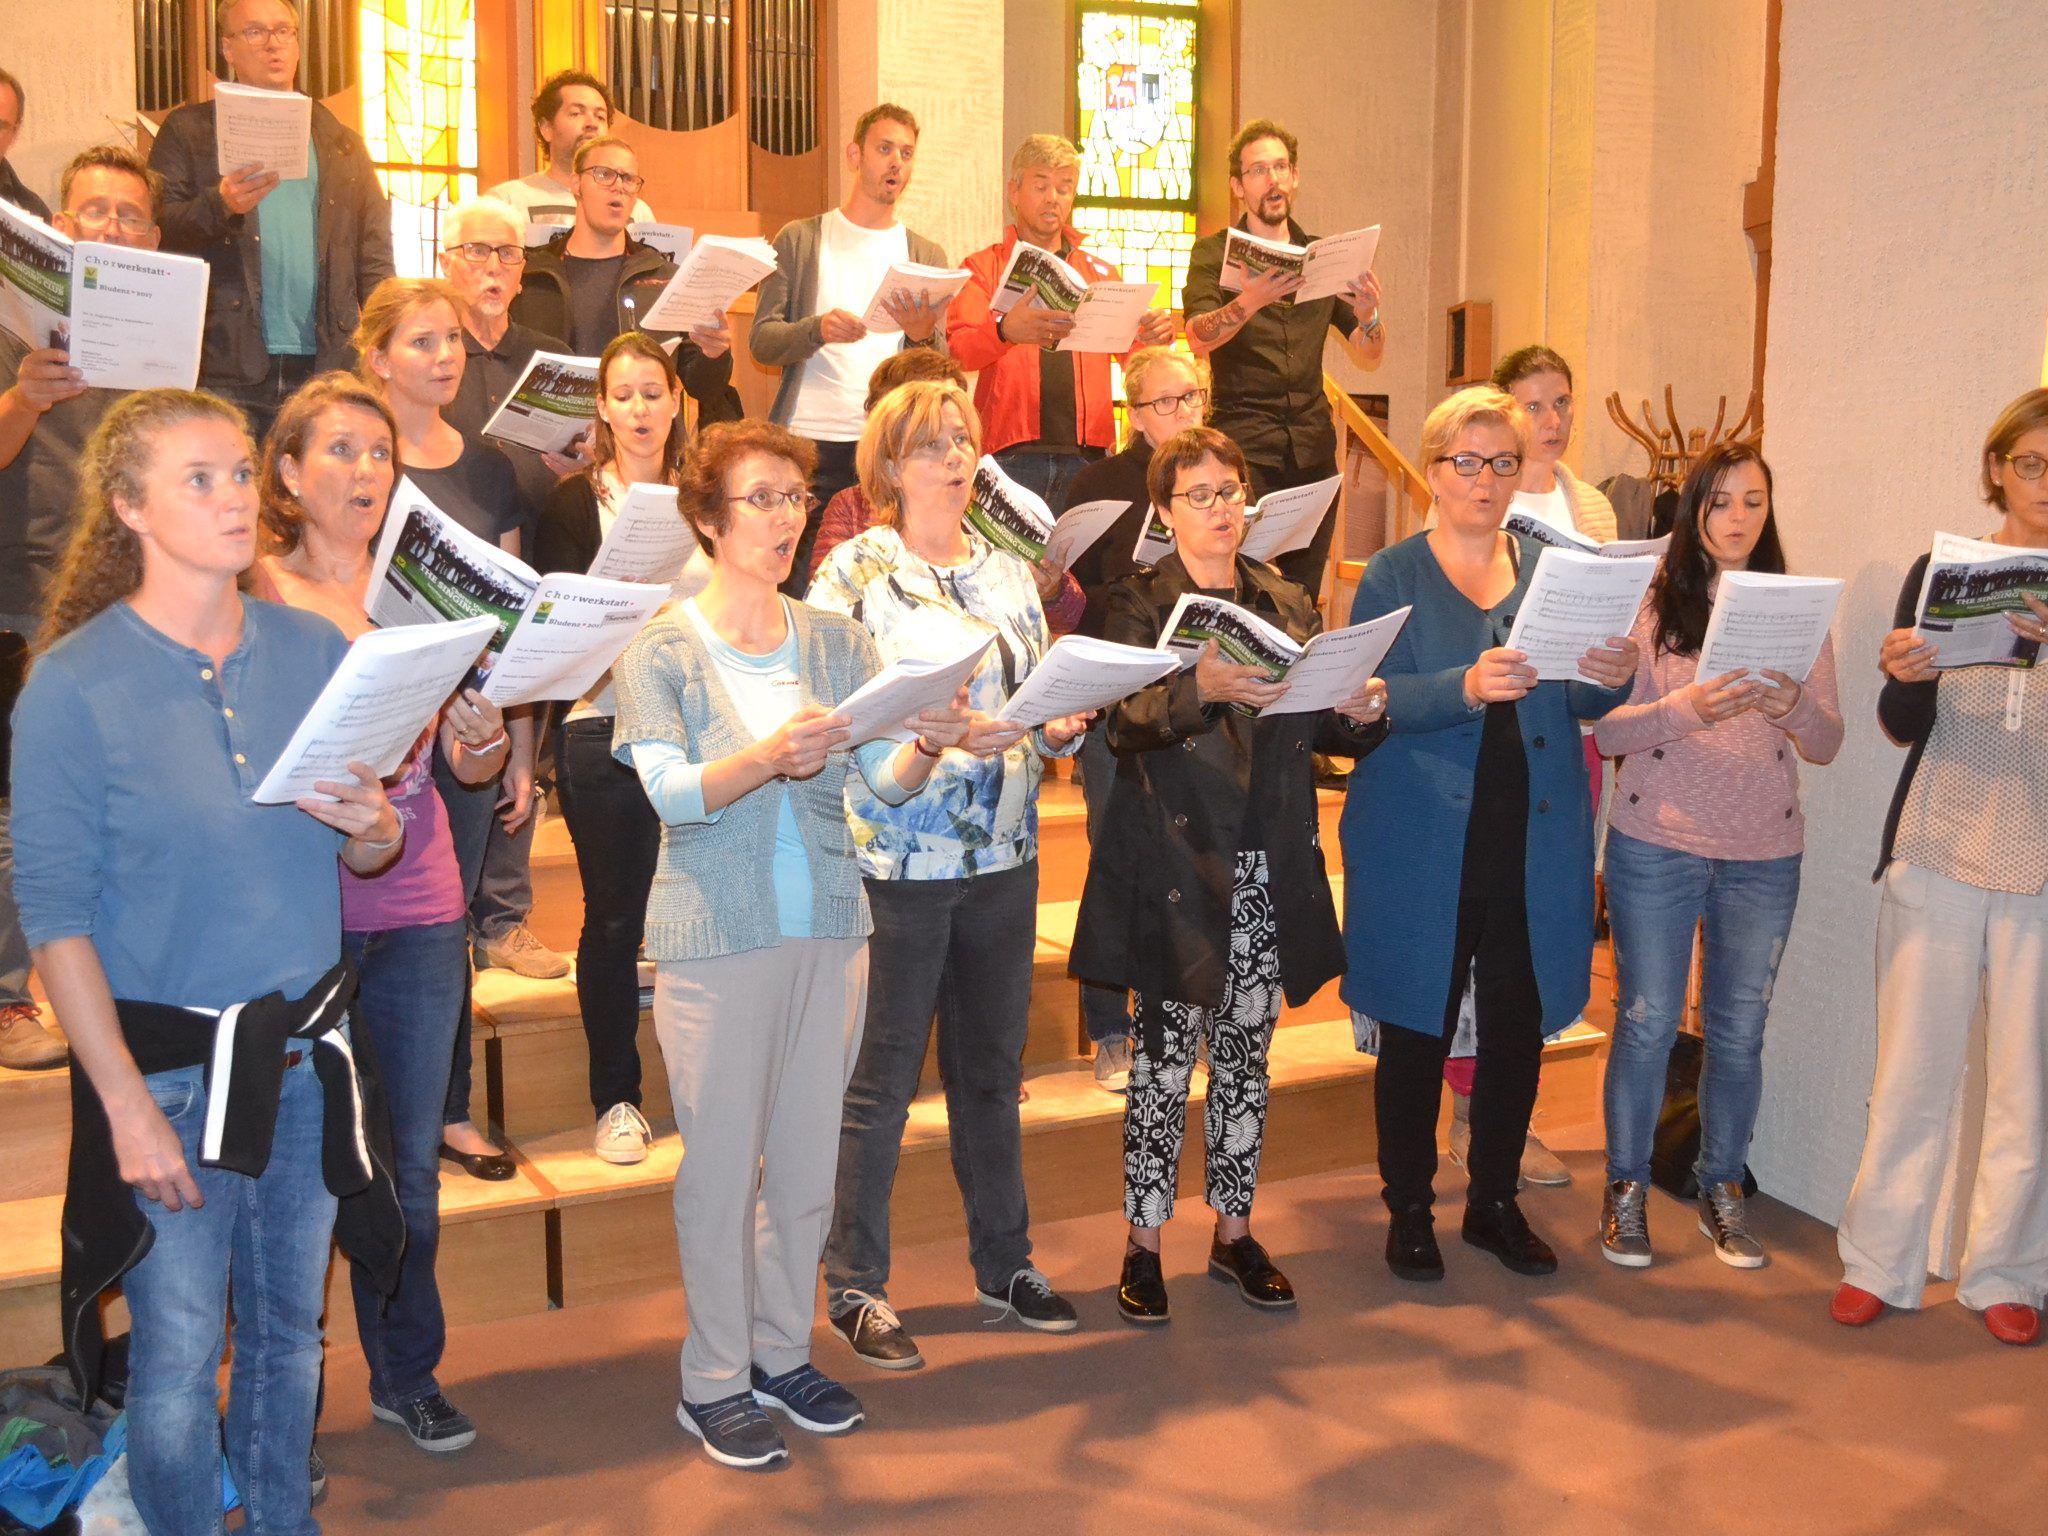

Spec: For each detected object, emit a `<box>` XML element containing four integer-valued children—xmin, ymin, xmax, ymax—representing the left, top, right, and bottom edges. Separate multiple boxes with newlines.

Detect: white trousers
<box><xmin>1837</xmin><ymin>861</ymin><xmax>2048</xmax><ymax>1310</ymax></box>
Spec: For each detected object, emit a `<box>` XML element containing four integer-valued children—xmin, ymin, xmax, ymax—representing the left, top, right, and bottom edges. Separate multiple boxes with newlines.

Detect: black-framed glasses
<box><xmin>446</xmin><ymin>241</ymin><xmax>526</xmax><ymax>266</ymax></box>
<box><xmin>727</xmin><ymin>488</ymin><xmax>818</xmax><ymax>514</ymax></box>
<box><xmin>231</xmin><ymin>22</ymin><xmax>298</xmax><ymax>43</ymax></box>
<box><xmin>1434</xmin><ymin>452</ymin><xmax>1524</xmax><ymax>478</ymax></box>
<box><xmin>1132</xmin><ymin>388</ymin><xmax>1208</xmax><ymax>418</ymax></box>
<box><xmin>1171</xmin><ymin>482</ymin><xmax>1248</xmax><ymax>510</ymax></box>
<box><xmin>2003</xmin><ymin>452</ymin><xmax>2048</xmax><ymax>482</ymax></box>
<box><xmin>581</xmin><ymin>165</ymin><xmax>645</xmax><ymax>193</ymax></box>
<box><xmin>70</xmin><ymin>208</ymin><xmax>155</xmax><ymax>238</ymax></box>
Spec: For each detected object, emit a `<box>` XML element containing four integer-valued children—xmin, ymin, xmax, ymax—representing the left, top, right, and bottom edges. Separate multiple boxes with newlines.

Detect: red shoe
<box><xmin>1830</xmin><ymin>1282</ymin><xmax>1884</xmax><ymax>1326</ymax></box>
<box><xmin>1983</xmin><ymin>1303</ymin><xmax>2040</xmax><ymax>1346</ymax></box>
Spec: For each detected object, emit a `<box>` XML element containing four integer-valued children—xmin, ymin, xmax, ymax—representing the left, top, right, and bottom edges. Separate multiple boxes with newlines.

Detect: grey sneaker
<box><xmin>1600</xmin><ymin>1179</ymin><xmax>1653</xmax><ymax>1268</ymax></box>
<box><xmin>1092</xmin><ymin>1037</ymin><xmax>1132</xmax><ymax>1094</ymax></box>
<box><xmin>475</xmin><ymin>923</ymin><xmax>571</xmax><ymax>979</ymax></box>
<box><xmin>594</xmin><ymin>1102</ymin><xmax>653</xmax><ymax>1165</ymax></box>
<box><xmin>1699</xmin><ymin>1181</ymin><xmax>1767</xmax><ymax>1268</ymax></box>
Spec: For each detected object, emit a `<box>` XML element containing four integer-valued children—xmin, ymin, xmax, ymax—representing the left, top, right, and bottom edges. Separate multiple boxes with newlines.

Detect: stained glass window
<box><xmin>360</xmin><ymin>0</ymin><xmax>481</xmax><ymax>275</ymax></box>
<box><xmin>1073</xmin><ymin>3</ymin><xmax>1199</xmax><ymax>305</ymax></box>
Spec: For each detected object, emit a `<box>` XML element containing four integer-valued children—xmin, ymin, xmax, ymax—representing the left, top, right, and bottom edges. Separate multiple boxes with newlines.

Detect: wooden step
<box><xmin>0</xmin><ymin>1063</ymin><xmax>71</xmax><ymax>1202</ymax></box>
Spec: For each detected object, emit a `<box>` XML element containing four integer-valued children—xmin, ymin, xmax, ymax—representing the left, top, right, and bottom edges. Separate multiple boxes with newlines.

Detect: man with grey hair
<box><xmin>949</xmin><ymin>132</ymin><xmax>1175</xmax><ymax>509</ymax></box>
<box><xmin>150</xmin><ymin>0</ymin><xmax>392</xmax><ymax>440</ymax></box>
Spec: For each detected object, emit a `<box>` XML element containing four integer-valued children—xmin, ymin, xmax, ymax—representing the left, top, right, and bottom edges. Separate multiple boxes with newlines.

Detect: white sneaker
<box><xmin>1092</xmin><ymin>1037</ymin><xmax>1132</xmax><ymax>1094</ymax></box>
<box><xmin>594</xmin><ymin>1102</ymin><xmax>652</xmax><ymax>1165</ymax></box>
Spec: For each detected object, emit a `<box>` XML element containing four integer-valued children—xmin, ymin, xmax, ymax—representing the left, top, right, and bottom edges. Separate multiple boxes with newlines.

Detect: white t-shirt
<box><xmin>488</xmin><ymin>171</ymin><xmax>655</xmax><ymax>231</ymax></box>
<box><xmin>788</xmin><ymin>209</ymin><xmax>909</xmax><ymax>442</ymax></box>
<box><xmin>1511</xmin><ymin>481</ymin><xmax>1576</xmax><ymax>536</ymax></box>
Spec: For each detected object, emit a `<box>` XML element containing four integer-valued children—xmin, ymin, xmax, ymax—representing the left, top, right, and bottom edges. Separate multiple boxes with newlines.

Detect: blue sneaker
<box><xmin>749</xmin><ymin>1362</ymin><xmax>865</xmax><ymax>1435</ymax></box>
<box><xmin>677</xmin><ymin>1391</ymin><xmax>788</xmax><ymax>1469</ymax></box>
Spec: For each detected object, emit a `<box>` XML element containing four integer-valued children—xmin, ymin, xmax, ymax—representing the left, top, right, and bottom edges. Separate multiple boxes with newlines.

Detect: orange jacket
<box><xmin>950</xmin><ymin>226</ymin><xmax>1124</xmax><ymax>457</ymax></box>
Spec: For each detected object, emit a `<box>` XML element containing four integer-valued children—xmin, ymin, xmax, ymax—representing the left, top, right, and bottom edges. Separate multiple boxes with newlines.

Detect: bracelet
<box><xmin>355</xmin><ymin>823</ymin><xmax>404</xmax><ymax>852</ymax></box>
<box><xmin>468</xmin><ymin>729</ymin><xmax>509</xmax><ymax>755</ymax></box>
<box><xmin>913</xmin><ymin>735</ymin><xmax>945</xmax><ymax>759</ymax></box>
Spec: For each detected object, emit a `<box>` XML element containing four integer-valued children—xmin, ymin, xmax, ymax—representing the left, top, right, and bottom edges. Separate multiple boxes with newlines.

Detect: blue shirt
<box><xmin>10</xmin><ymin>597</ymin><xmax>351</xmax><ymax>1008</ymax></box>
<box><xmin>258</xmin><ymin>140</ymin><xmax>321</xmax><ymax>356</ymax></box>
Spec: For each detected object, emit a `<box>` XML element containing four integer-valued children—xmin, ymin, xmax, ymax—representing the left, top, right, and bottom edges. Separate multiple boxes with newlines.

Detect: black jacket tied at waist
<box><xmin>61</xmin><ymin>958</ymin><xmax>405</xmax><ymax>1407</ymax></box>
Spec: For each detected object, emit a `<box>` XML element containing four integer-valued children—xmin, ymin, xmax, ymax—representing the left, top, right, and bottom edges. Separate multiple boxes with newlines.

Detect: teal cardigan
<box><xmin>1337</xmin><ymin>531</ymin><xmax>1631</xmax><ymax>1035</ymax></box>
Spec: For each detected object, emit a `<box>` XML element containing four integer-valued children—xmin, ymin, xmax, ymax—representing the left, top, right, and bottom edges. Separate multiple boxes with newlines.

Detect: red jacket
<box><xmin>950</xmin><ymin>226</ymin><xmax>1124</xmax><ymax>457</ymax></box>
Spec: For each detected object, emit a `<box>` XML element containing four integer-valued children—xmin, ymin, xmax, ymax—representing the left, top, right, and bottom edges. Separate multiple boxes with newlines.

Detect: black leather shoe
<box><xmin>1385</xmin><ymin>1208</ymin><xmax>1445</xmax><ymax>1282</ymax></box>
<box><xmin>438</xmin><ymin>1141</ymin><xmax>516</xmax><ymax>1182</ymax></box>
<box><xmin>1207</xmin><ymin>1234</ymin><xmax>1296</xmax><ymax>1309</ymax></box>
<box><xmin>1462</xmin><ymin>1196</ymin><xmax>1559</xmax><ymax>1275</ymax></box>
<box><xmin>1117</xmin><ymin>1244</ymin><xmax>1170</xmax><ymax>1325</ymax></box>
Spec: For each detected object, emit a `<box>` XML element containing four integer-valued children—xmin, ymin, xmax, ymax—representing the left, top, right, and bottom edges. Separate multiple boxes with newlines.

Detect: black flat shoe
<box><xmin>439</xmin><ymin>1140</ymin><xmax>516</xmax><ymax>1181</ymax></box>
<box><xmin>1462</xmin><ymin>1196</ymin><xmax>1558</xmax><ymax>1275</ymax></box>
<box><xmin>1207</xmin><ymin>1234</ymin><xmax>1296</xmax><ymax>1309</ymax></box>
<box><xmin>1117</xmin><ymin>1244</ymin><xmax>1169</xmax><ymax>1325</ymax></box>
<box><xmin>1385</xmin><ymin>1207</ymin><xmax>1445</xmax><ymax>1283</ymax></box>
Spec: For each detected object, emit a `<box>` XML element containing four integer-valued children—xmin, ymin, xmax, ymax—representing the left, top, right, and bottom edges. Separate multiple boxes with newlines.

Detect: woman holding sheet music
<box><xmin>1068</xmin><ymin>426</ymin><xmax>1388</xmax><ymax>1325</ymax></box>
<box><xmin>1590</xmin><ymin>442</ymin><xmax>1841</xmax><ymax>1273</ymax></box>
<box><xmin>532</xmin><ymin>333</ymin><xmax>707</xmax><ymax>1166</ymax></box>
<box><xmin>808</xmin><ymin>380</ymin><xmax>1094</xmax><ymax>1367</ymax></box>
<box><xmin>609</xmin><ymin>418</ymin><xmax>965</xmax><ymax>1466</ymax></box>
<box><xmin>1832</xmin><ymin>386</ymin><xmax>2048</xmax><ymax>1347</ymax></box>
<box><xmin>1341</xmin><ymin>385</ymin><xmax>1636</xmax><ymax>1285</ymax></box>
<box><xmin>355</xmin><ymin>275</ymin><xmax>531</xmax><ymax>1182</ymax></box>
<box><xmin>252</xmin><ymin>371</ymin><xmax>507</xmax><ymax>1451</ymax></box>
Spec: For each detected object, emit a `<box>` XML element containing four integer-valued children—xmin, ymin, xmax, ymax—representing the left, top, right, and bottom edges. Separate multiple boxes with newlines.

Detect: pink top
<box><xmin>1593</xmin><ymin>599</ymin><xmax>1844</xmax><ymax>861</ymax></box>
<box><xmin>341</xmin><ymin>730</ymin><xmax>466</xmax><ymax>931</ymax></box>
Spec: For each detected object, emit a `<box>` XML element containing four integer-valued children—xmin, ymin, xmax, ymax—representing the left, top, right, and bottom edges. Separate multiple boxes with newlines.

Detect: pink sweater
<box><xmin>1593</xmin><ymin>602</ymin><xmax>1844</xmax><ymax>860</ymax></box>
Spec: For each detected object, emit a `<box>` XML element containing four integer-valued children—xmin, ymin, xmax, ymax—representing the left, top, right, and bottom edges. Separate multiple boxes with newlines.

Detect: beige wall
<box><xmin>6</xmin><ymin>0</ymin><xmax>141</xmax><ymax>213</ymax></box>
<box><xmin>1748</xmin><ymin>3</ymin><xmax>2048</xmax><ymax>1223</ymax></box>
<box><xmin>1004</xmin><ymin>0</ymin><xmax>1066</xmax><ymax>166</ymax></box>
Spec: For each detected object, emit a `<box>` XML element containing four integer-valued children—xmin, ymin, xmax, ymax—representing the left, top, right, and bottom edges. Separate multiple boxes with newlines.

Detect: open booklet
<box><xmin>996</xmin><ymin>635</ymin><xmax>1179</xmax><ymax>728</ymax></box>
<box><xmin>860</xmin><ymin>261</ymin><xmax>973</xmax><ymax>333</ymax></box>
<box><xmin>1131</xmin><ymin>506</ymin><xmax>1177</xmax><ymax>567</ymax></box>
<box><xmin>627</xmin><ymin>221</ymin><xmax>693</xmax><ymax>264</ymax></box>
<box><xmin>213</xmin><ymin>81</ymin><xmax>312</xmax><ymax>180</ymax></box>
<box><xmin>641</xmin><ymin>233</ymin><xmax>779</xmax><ymax>333</ymax></box>
<box><xmin>0</xmin><ymin>200</ymin><xmax>209</xmax><ymax>389</ymax></box>
<box><xmin>1046</xmin><ymin>498</ymin><xmax>1134</xmax><ymax>571</ymax></box>
<box><xmin>1240</xmin><ymin>475</ymin><xmax>1342</xmax><ymax>563</ymax></box>
<box><xmin>1220</xmin><ymin>224</ymin><xmax>1380</xmax><ymax>304</ymax></box>
<box><xmin>988</xmin><ymin>242</ymin><xmax>1158</xmax><ymax>354</ymax></box>
<box><xmin>1503</xmin><ymin>508</ymin><xmax>1669</xmax><ymax>560</ymax></box>
<box><xmin>253</xmin><ymin>617</ymin><xmax>499</xmax><ymax>804</ymax></box>
<box><xmin>585</xmin><ymin>484</ymin><xmax>698</xmax><ymax>586</ymax></box>
<box><xmin>1695</xmin><ymin>571</ymin><xmax>1843</xmax><ymax>684</ymax></box>
<box><xmin>1504</xmin><ymin>547</ymin><xmax>1660</xmax><ymax>681</ymax></box>
<box><xmin>965</xmin><ymin>456</ymin><xmax>1058</xmax><ymax>564</ymax></box>
<box><xmin>366</xmin><ymin>479</ymin><xmax>669</xmax><ymax>706</ymax></box>
<box><xmin>1159</xmin><ymin>594</ymin><xmax>1410</xmax><ymax>716</ymax></box>
<box><xmin>1913</xmin><ymin>531</ymin><xmax>2048</xmax><ymax>669</ymax></box>
<box><xmin>480</xmin><ymin>350</ymin><xmax>599</xmax><ymax>455</ymax></box>
<box><xmin>834</xmin><ymin>634</ymin><xmax>994</xmax><ymax>747</ymax></box>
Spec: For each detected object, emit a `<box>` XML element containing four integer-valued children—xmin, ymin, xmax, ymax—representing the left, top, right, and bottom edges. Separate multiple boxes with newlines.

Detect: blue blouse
<box><xmin>11</xmin><ymin>597</ymin><xmax>351</xmax><ymax>1009</ymax></box>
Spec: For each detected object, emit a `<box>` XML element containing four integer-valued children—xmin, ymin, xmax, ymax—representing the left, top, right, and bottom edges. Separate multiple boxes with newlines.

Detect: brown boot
<box><xmin>0</xmin><ymin>1002</ymin><xmax>67</xmax><ymax>1070</ymax></box>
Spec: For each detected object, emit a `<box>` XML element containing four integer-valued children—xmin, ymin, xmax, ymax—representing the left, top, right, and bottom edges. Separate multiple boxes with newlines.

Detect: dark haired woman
<box><xmin>1591</xmin><ymin>443</ymin><xmax>1841</xmax><ymax>1270</ymax></box>
<box><xmin>1832</xmin><ymin>386</ymin><xmax>2048</xmax><ymax>1346</ymax></box>
<box><xmin>533</xmin><ymin>331</ymin><xmax>707</xmax><ymax>1165</ymax></box>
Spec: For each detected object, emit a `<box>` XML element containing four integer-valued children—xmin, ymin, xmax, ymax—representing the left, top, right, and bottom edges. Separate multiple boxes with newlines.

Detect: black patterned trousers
<box><xmin>1123</xmin><ymin>850</ymin><xmax>1283</xmax><ymax>1225</ymax></box>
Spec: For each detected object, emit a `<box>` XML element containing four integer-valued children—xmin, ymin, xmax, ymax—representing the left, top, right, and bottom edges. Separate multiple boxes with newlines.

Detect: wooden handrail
<box><xmin>1322</xmin><ymin>375</ymin><xmax>1431</xmax><ymax>598</ymax></box>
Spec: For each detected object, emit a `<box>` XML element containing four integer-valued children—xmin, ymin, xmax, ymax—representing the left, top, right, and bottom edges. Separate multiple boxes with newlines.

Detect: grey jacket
<box><xmin>750</xmin><ymin>213</ymin><xmax>950</xmax><ymax>427</ymax></box>
<box><xmin>610</xmin><ymin>601</ymin><xmax>884</xmax><ymax>961</ymax></box>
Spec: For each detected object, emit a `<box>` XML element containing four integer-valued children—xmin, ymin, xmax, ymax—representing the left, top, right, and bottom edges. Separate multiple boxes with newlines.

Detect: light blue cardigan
<box><xmin>1337</xmin><ymin>531</ymin><xmax>1631</xmax><ymax>1035</ymax></box>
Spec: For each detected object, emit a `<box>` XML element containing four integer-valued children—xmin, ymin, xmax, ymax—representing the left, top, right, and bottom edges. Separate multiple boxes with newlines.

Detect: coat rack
<box><xmin>1605</xmin><ymin>386</ymin><xmax>1763</xmax><ymax>491</ymax></box>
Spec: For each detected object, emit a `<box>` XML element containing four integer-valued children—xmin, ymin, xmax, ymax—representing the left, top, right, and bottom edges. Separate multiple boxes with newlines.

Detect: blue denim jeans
<box><xmin>1601</xmin><ymin>829</ymin><xmax>1803</xmax><ymax>1187</ymax></box>
<box><xmin>124</xmin><ymin>1056</ymin><xmax>336</xmax><ymax>1536</ymax></box>
<box><xmin>343</xmin><ymin>920</ymin><xmax>467</xmax><ymax>1405</ymax></box>
<box><xmin>994</xmin><ymin>444</ymin><xmax>1103</xmax><ymax>514</ymax></box>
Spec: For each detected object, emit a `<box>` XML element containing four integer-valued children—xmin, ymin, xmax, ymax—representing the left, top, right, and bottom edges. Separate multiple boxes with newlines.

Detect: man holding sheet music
<box><xmin>150</xmin><ymin>0</ymin><xmax>394</xmax><ymax>441</ymax></box>
<box><xmin>1183</xmin><ymin>119</ymin><xmax>1386</xmax><ymax>598</ymax></box>
<box><xmin>752</xmin><ymin>103</ymin><xmax>954</xmax><ymax>583</ymax></box>
<box><xmin>949</xmin><ymin>134</ymin><xmax>1175</xmax><ymax>511</ymax></box>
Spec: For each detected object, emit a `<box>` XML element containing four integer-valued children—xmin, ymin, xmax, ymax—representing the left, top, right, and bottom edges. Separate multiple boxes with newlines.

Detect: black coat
<box><xmin>1068</xmin><ymin>553</ymin><xmax>1387</xmax><ymax>1018</ymax></box>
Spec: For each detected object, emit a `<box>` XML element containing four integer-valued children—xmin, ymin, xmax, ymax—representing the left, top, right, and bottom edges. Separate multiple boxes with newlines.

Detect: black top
<box><xmin>446</xmin><ymin>319</ymin><xmax>574</xmax><ymax>546</ymax></box>
<box><xmin>0</xmin><ymin>158</ymin><xmax>50</xmax><ymax>222</ymax></box>
<box><xmin>1034</xmin><ymin>239</ymin><xmax>1080</xmax><ymax>448</ymax></box>
<box><xmin>560</xmin><ymin>252</ymin><xmax>629</xmax><ymax>354</ymax></box>
<box><xmin>408</xmin><ymin>436</ymin><xmax>522</xmax><ymax>547</ymax></box>
<box><xmin>1874</xmin><ymin>553</ymin><xmax>1941</xmax><ymax>880</ymax></box>
<box><xmin>1059</xmin><ymin>437</ymin><xmax>1154</xmax><ymax>638</ymax></box>
<box><xmin>1461</xmin><ymin>700</ymin><xmax>1531</xmax><ymax>892</ymax></box>
<box><xmin>532</xmin><ymin>473</ymin><xmax>605</xmax><ymax>577</ymax></box>
<box><xmin>1181</xmin><ymin>216</ymin><xmax>1357</xmax><ymax>472</ymax></box>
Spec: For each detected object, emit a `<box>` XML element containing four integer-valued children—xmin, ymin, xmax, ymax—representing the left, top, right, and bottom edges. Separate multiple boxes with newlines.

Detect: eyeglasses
<box><xmin>1434</xmin><ymin>452</ymin><xmax>1524</xmax><ymax>478</ymax></box>
<box><xmin>1171</xmin><ymin>482</ymin><xmax>1248</xmax><ymax>510</ymax></box>
<box><xmin>727</xmin><ymin>488</ymin><xmax>818</xmax><ymax>514</ymax></box>
<box><xmin>447</xmin><ymin>241</ymin><xmax>526</xmax><ymax>266</ymax></box>
<box><xmin>1238</xmin><ymin>158</ymin><xmax>1293</xmax><ymax>184</ymax></box>
<box><xmin>70</xmin><ymin>208</ymin><xmax>155</xmax><ymax>238</ymax></box>
<box><xmin>1131</xmin><ymin>388</ymin><xmax>1208</xmax><ymax>418</ymax></box>
<box><xmin>580</xmin><ymin>165</ymin><xmax>645</xmax><ymax>193</ymax></box>
<box><xmin>2003</xmin><ymin>453</ymin><xmax>2048</xmax><ymax>482</ymax></box>
<box><xmin>231</xmin><ymin>23</ymin><xmax>299</xmax><ymax>44</ymax></box>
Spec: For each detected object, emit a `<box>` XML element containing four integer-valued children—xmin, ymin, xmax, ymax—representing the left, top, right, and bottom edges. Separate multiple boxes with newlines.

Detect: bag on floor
<box><xmin>1650</xmin><ymin>1031</ymin><xmax>1758</xmax><ymax>1200</ymax></box>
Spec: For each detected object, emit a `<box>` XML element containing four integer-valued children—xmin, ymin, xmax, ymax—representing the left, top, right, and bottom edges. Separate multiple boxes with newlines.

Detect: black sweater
<box><xmin>1059</xmin><ymin>438</ymin><xmax>1154</xmax><ymax>639</ymax></box>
